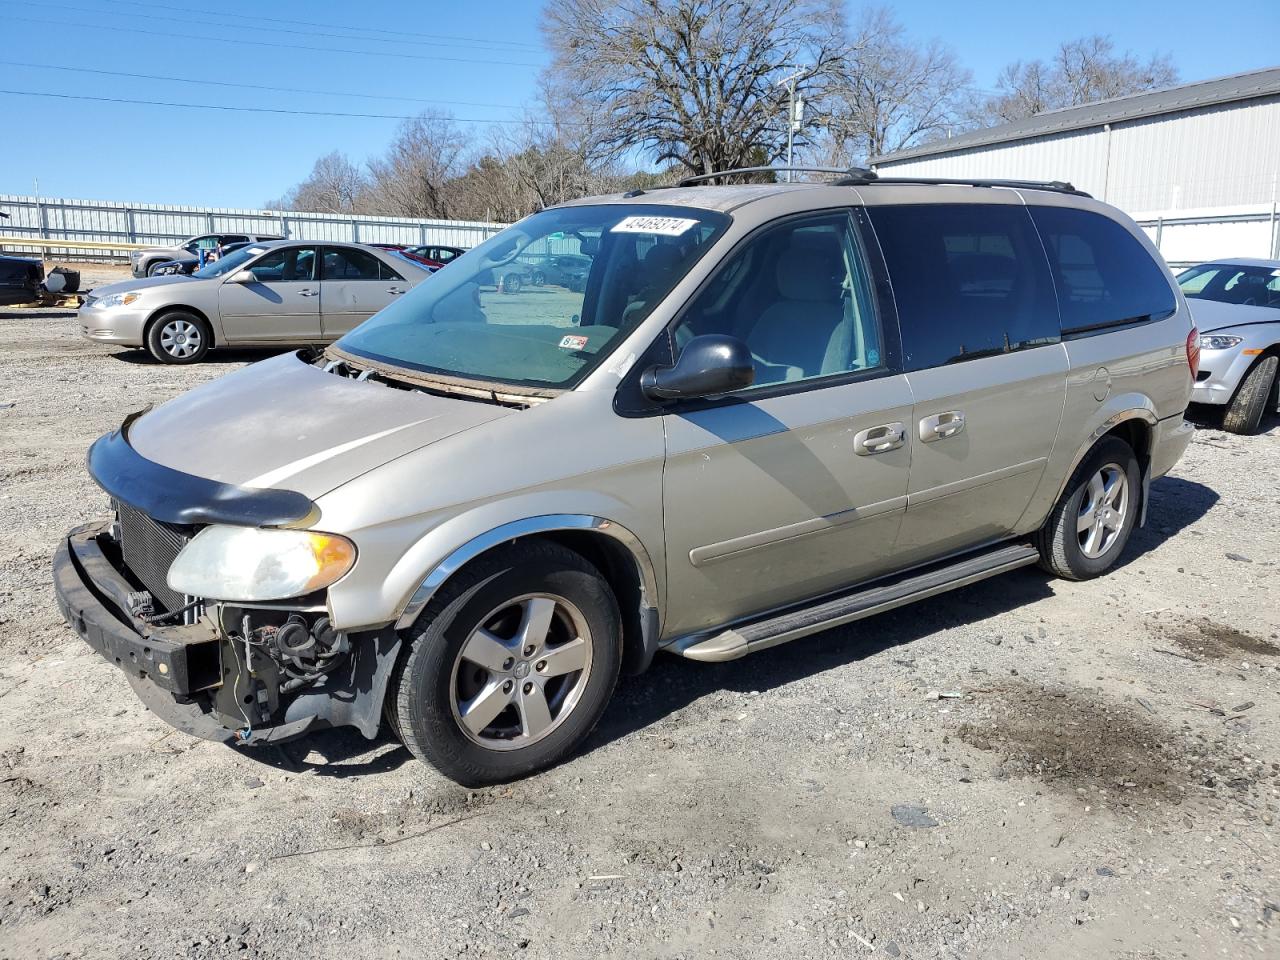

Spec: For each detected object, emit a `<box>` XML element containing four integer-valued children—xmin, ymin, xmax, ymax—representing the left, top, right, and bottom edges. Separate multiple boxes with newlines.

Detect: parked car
<box><xmin>54</xmin><ymin>172</ymin><xmax>1196</xmax><ymax>786</ymax></box>
<box><xmin>0</xmin><ymin>254</ymin><xmax>44</xmax><ymax>306</ymax></box>
<box><xmin>82</xmin><ymin>240</ymin><xmax>431</xmax><ymax>363</ymax></box>
<box><xmin>407</xmin><ymin>244</ymin><xmax>467</xmax><ymax>268</ymax></box>
<box><xmin>1177</xmin><ymin>258</ymin><xmax>1280</xmax><ymax>433</ymax></box>
<box><xmin>522</xmin><ymin>253</ymin><xmax>593</xmax><ymax>291</ymax></box>
<box><xmin>148</xmin><ymin>241</ymin><xmax>256</xmax><ymax>277</ymax></box>
<box><xmin>130</xmin><ymin>233</ymin><xmax>283</xmax><ymax>278</ymax></box>
<box><xmin>369</xmin><ymin>243</ymin><xmax>439</xmax><ymax>269</ymax></box>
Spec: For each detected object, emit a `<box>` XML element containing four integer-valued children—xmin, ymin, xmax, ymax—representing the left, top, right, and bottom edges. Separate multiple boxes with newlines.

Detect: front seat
<box><xmin>746</xmin><ymin>240</ymin><xmax>847</xmax><ymax>383</ymax></box>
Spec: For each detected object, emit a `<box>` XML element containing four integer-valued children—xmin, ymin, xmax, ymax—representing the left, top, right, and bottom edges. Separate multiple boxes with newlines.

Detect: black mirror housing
<box><xmin>640</xmin><ymin>334</ymin><xmax>755</xmax><ymax>401</ymax></box>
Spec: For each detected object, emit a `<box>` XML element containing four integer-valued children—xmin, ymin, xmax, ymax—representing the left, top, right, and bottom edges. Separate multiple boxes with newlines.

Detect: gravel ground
<box><xmin>1</xmin><ymin>274</ymin><xmax>1278</xmax><ymax>959</ymax></box>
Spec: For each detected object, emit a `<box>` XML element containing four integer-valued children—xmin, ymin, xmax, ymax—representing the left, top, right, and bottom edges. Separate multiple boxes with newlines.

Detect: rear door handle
<box><xmin>298</xmin><ymin>289</ymin><xmax>318</xmax><ymax>297</ymax></box>
<box><xmin>853</xmin><ymin>422</ymin><xmax>906</xmax><ymax>455</ymax></box>
<box><xmin>919</xmin><ymin>410</ymin><xmax>965</xmax><ymax>442</ymax></box>
<box><xmin>387</xmin><ymin>287</ymin><xmax>406</xmax><ymax>295</ymax></box>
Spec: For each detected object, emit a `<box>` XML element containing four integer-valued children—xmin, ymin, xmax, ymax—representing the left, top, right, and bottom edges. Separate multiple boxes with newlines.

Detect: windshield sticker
<box><xmin>559</xmin><ymin>334</ymin><xmax>589</xmax><ymax>350</ymax></box>
<box><xmin>610</xmin><ymin>215</ymin><xmax>699</xmax><ymax>237</ymax></box>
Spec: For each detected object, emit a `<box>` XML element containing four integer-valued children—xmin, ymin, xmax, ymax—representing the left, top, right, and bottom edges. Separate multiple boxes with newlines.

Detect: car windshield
<box><xmin>334</xmin><ymin>204</ymin><xmax>728</xmax><ymax>390</ymax></box>
<box><xmin>1178</xmin><ymin>263</ymin><xmax>1280</xmax><ymax>310</ymax></box>
<box><xmin>193</xmin><ymin>245</ymin><xmax>269</xmax><ymax>279</ymax></box>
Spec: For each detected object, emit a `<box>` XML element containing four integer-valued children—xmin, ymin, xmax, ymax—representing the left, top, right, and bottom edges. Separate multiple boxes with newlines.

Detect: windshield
<box><xmin>334</xmin><ymin>204</ymin><xmax>729</xmax><ymax>389</ymax></box>
<box><xmin>193</xmin><ymin>245</ymin><xmax>268</xmax><ymax>279</ymax></box>
<box><xmin>1178</xmin><ymin>263</ymin><xmax>1280</xmax><ymax>310</ymax></box>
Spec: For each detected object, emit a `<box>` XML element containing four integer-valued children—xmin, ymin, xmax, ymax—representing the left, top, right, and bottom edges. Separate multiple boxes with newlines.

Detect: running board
<box><xmin>672</xmin><ymin>543</ymin><xmax>1040</xmax><ymax>662</ymax></box>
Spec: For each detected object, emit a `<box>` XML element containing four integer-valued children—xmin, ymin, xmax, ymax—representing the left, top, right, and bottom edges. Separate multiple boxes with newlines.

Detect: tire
<box><xmin>503</xmin><ymin>273</ymin><xmax>523</xmax><ymax>294</ymax></box>
<box><xmin>145</xmin><ymin>260</ymin><xmax>166</xmax><ymax>277</ymax></box>
<box><xmin>145</xmin><ymin>311</ymin><xmax>211</xmax><ymax>364</ymax></box>
<box><xmin>1222</xmin><ymin>354</ymin><xmax>1278</xmax><ymax>435</ymax></box>
<box><xmin>391</xmin><ymin>541</ymin><xmax>621</xmax><ymax>786</ymax></box>
<box><xmin>1034</xmin><ymin>436</ymin><xmax>1141</xmax><ymax>581</ymax></box>
<box><xmin>530</xmin><ymin>270</ymin><xmax>546</xmax><ymax>286</ymax></box>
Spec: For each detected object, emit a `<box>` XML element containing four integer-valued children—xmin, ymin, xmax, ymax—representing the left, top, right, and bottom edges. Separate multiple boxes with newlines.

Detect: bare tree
<box><xmin>822</xmin><ymin>7</ymin><xmax>974</xmax><ymax>164</ymax></box>
<box><xmin>541</xmin><ymin>0</ymin><xmax>849</xmax><ymax>177</ymax></box>
<box><xmin>365</xmin><ymin>111</ymin><xmax>469</xmax><ymax>218</ymax></box>
<box><xmin>274</xmin><ymin>151</ymin><xmax>368</xmax><ymax>214</ymax></box>
<box><xmin>986</xmin><ymin>35</ymin><xmax>1178</xmax><ymax>123</ymax></box>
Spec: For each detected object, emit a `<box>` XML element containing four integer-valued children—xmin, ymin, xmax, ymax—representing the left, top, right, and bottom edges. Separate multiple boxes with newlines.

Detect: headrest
<box><xmin>776</xmin><ymin>240</ymin><xmax>841</xmax><ymax>302</ymax></box>
<box><xmin>641</xmin><ymin>243</ymin><xmax>683</xmax><ymax>277</ymax></box>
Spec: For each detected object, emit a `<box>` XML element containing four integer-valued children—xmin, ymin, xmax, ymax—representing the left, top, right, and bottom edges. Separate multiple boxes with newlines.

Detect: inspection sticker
<box><xmin>559</xmin><ymin>334</ymin><xmax>589</xmax><ymax>350</ymax></box>
<box><xmin>610</xmin><ymin>215</ymin><xmax>699</xmax><ymax>236</ymax></box>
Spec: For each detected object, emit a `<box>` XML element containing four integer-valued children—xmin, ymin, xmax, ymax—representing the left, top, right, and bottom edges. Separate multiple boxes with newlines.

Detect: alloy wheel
<box><xmin>449</xmin><ymin>594</ymin><xmax>593</xmax><ymax>750</ymax></box>
<box><xmin>1076</xmin><ymin>462</ymin><xmax>1128</xmax><ymax>559</ymax></box>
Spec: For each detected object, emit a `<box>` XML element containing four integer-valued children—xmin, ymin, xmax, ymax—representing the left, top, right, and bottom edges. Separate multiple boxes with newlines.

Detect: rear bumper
<box><xmin>1150</xmin><ymin>412</ymin><xmax>1195</xmax><ymax>480</ymax></box>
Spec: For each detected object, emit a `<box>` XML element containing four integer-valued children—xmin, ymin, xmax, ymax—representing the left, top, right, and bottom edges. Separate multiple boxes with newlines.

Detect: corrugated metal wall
<box><xmin>874</xmin><ymin>95</ymin><xmax>1280</xmax><ymax>211</ymax></box>
<box><xmin>0</xmin><ymin>194</ymin><xmax>507</xmax><ymax>259</ymax></box>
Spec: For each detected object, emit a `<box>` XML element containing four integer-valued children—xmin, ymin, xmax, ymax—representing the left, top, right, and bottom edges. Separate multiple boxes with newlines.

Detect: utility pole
<box><xmin>776</xmin><ymin>69</ymin><xmax>808</xmax><ymax>182</ymax></box>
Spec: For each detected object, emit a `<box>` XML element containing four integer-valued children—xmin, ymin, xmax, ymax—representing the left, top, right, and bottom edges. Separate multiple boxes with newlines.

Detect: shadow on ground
<box><xmin>109</xmin><ymin>347</ymin><xmax>283</xmax><ymax>365</ymax></box>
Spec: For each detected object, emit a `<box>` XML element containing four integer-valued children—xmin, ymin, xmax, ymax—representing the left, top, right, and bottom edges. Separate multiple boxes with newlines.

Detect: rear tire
<box><xmin>1035</xmin><ymin>436</ymin><xmax>1140</xmax><ymax>581</ymax></box>
<box><xmin>1222</xmin><ymin>354</ymin><xmax>1278</xmax><ymax>435</ymax></box>
<box><xmin>391</xmin><ymin>541</ymin><xmax>621</xmax><ymax>786</ymax></box>
<box><xmin>145</xmin><ymin>311</ymin><xmax>211</xmax><ymax>364</ymax></box>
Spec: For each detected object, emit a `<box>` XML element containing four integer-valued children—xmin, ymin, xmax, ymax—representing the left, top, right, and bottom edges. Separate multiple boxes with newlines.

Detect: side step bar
<box><xmin>672</xmin><ymin>543</ymin><xmax>1040</xmax><ymax>663</ymax></box>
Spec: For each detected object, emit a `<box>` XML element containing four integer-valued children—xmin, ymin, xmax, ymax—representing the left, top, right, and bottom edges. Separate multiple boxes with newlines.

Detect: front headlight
<box><xmin>1199</xmin><ymin>335</ymin><xmax>1243</xmax><ymax>351</ymax></box>
<box><xmin>167</xmin><ymin>526</ymin><xmax>356</xmax><ymax>601</ymax></box>
<box><xmin>97</xmin><ymin>291</ymin><xmax>142</xmax><ymax>309</ymax></box>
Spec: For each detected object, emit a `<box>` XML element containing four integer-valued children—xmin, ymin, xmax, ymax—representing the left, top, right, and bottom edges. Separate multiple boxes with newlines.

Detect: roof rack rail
<box><xmin>675</xmin><ymin>165</ymin><xmax>873</xmax><ymax>186</ymax></box>
<box><xmin>841</xmin><ymin>173</ymin><xmax>1089</xmax><ymax>196</ymax></box>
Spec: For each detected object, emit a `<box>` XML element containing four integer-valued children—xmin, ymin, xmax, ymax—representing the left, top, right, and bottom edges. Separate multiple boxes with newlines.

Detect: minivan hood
<box><xmin>92</xmin><ymin>275</ymin><xmax>196</xmax><ymax>297</ymax></box>
<box><xmin>1186</xmin><ymin>298</ymin><xmax>1280</xmax><ymax>333</ymax></box>
<box><xmin>126</xmin><ymin>352</ymin><xmax>515</xmax><ymax>499</ymax></box>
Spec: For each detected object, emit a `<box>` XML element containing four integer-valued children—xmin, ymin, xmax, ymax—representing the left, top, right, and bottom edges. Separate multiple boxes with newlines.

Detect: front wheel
<box><xmin>1035</xmin><ymin>436</ymin><xmax>1140</xmax><ymax>580</ymax></box>
<box><xmin>530</xmin><ymin>270</ymin><xmax>546</xmax><ymax>286</ymax></box>
<box><xmin>146</xmin><ymin>311</ymin><xmax>211</xmax><ymax>364</ymax></box>
<box><xmin>1222</xmin><ymin>354</ymin><xmax>1278</xmax><ymax>435</ymax></box>
<box><xmin>391</xmin><ymin>541</ymin><xmax>621</xmax><ymax>786</ymax></box>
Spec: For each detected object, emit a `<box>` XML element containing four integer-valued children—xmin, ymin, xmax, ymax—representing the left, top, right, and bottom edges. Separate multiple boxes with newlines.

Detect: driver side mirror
<box><xmin>228</xmin><ymin>269</ymin><xmax>256</xmax><ymax>284</ymax></box>
<box><xmin>640</xmin><ymin>334</ymin><xmax>754</xmax><ymax>401</ymax></box>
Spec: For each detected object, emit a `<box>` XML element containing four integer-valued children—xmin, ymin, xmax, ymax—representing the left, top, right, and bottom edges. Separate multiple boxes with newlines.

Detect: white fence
<box><xmin>0</xmin><ymin>194</ymin><xmax>507</xmax><ymax>261</ymax></box>
<box><xmin>1133</xmin><ymin>203</ymin><xmax>1280</xmax><ymax>269</ymax></box>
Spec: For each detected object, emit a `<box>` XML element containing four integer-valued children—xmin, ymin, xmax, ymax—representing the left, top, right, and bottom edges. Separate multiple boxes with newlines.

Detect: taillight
<box><xmin>1186</xmin><ymin>327</ymin><xmax>1200</xmax><ymax>379</ymax></box>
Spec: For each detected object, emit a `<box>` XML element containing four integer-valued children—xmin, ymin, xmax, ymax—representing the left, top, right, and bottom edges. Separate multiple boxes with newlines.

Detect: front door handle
<box><xmin>387</xmin><ymin>286</ymin><xmax>406</xmax><ymax>295</ymax></box>
<box><xmin>298</xmin><ymin>288</ymin><xmax>318</xmax><ymax>297</ymax></box>
<box><xmin>919</xmin><ymin>410</ymin><xmax>965</xmax><ymax>442</ymax></box>
<box><xmin>853</xmin><ymin>422</ymin><xmax>906</xmax><ymax>456</ymax></box>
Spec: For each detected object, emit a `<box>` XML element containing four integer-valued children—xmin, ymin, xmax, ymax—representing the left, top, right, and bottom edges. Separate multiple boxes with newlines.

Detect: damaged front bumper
<box><xmin>53</xmin><ymin>521</ymin><xmax>400</xmax><ymax>747</ymax></box>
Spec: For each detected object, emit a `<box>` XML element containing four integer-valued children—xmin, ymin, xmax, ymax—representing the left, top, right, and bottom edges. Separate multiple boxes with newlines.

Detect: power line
<box><xmin>0</xmin><ymin>61</ymin><xmax>528</xmax><ymax>110</ymax></box>
<box><xmin>0</xmin><ymin>88</ymin><xmax>572</xmax><ymax>125</ymax></box>
<box><xmin>20</xmin><ymin>0</ymin><xmax>545</xmax><ymax>55</ymax></box>
<box><xmin>90</xmin><ymin>0</ymin><xmax>544</xmax><ymax>50</ymax></box>
<box><xmin>3</xmin><ymin>15</ymin><xmax>542</xmax><ymax>68</ymax></box>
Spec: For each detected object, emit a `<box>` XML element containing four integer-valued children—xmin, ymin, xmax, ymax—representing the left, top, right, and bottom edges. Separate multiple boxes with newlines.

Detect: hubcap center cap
<box><xmin>513</xmin><ymin>660</ymin><xmax>531</xmax><ymax>680</ymax></box>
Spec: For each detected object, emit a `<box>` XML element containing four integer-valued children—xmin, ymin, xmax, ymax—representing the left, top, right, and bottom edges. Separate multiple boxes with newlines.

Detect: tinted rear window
<box><xmin>868</xmin><ymin>204</ymin><xmax>1059</xmax><ymax>370</ymax></box>
<box><xmin>1028</xmin><ymin>206</ymin><xmax>1175</xmax><ymax>333</ymax></box>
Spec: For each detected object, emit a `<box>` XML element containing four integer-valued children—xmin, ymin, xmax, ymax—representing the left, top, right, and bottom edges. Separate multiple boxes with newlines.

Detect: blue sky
<box><xmin>1</xmin><ymin>0</ymin><xmax>1275</xmax><ymax>209</ymax></box>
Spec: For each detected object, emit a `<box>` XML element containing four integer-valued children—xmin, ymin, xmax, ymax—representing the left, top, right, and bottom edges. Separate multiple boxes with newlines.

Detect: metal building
<box><xmin>871</xmin><ymin>67</ymin><xmax>1280</xmax><ymax>265</ymax></box>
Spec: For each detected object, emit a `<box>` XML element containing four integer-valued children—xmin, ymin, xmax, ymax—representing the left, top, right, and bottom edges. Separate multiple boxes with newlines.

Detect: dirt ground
<box><xmin>0</xmin><ymin>270</ymin><xmax>1277</xmax><ymax>959</ymax></box>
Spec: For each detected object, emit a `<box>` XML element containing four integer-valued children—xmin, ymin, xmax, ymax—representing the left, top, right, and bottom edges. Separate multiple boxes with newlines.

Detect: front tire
<box><xmin>1222</xmin><ymin>354</ymin><xmax>1278</xmax><ymax>435</ymax></box>
<box><xmin>391</xmin><ymin>541</ymin><xmax>621</xmax><ymax>786</ymax></box>
<box><xmin>1035</xmin><ymin>436</ymin><xmax>1140</xmax><ymax>580</ymax></box>
<box><xmin>145</xmin><ymin>311</ymin><xmax>211</xmax><ymax>364</ymax></box>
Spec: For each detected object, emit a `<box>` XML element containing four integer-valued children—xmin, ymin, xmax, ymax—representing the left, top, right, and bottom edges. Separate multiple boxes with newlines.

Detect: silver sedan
<box><xmin>81</xmin><ymin>240</ymin><xmax>434</xmax><ymax>363</ymax></box>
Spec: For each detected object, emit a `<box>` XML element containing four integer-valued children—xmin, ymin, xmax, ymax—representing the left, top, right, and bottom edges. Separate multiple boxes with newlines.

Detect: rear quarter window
<box><xmin>867</xmin><ymin>203</ymin><xmax>1059</xmax><ymax>371</ymax></box>
<box><xmin>1028</xmin><ymin>206</ymin><xmax>1176</xmax><ymax>334</ymax></box>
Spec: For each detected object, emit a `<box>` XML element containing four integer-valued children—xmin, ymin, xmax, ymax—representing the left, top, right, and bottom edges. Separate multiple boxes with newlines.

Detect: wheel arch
<box><xmin>394</xmin><ymin>515</ymin><xmax>662</xmax><ymax>676</ymax></box>
<box><xmin>1045</xmin><ymin>403</ymin><xmax>1157</xmax><ymax>527</ymax></box>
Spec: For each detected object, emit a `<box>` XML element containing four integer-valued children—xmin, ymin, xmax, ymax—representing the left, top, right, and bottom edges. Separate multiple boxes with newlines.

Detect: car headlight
<box><xmin>167</xmin><ymin>526</ymin><xmax>356</xmax><ymax>601</ymax></box>
<box><xmin>1199</xmin><ymin>335</ymin><xmax>1243</xmax><ymax>351</ymax></box>
<box><xmin>97</xmin><ymin>291</ymin><xmax>142</xmax><ymax>309</ymax></box>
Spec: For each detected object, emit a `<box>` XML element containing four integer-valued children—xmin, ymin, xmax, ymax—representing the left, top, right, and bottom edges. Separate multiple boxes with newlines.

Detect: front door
<box><xmin>659</xmin><ymin>210</ymin><xmax>913</xmax><ymax>638</ymax></box>
<box><xmin>320</xmin><ymin>246</ymin><xmax>405</xmax><ymax>337</ymax></box>
<box><xmin>865</xmin><ymin>201</ymin><xmax>1068</xmax><ymax>562</ymax></box>
<box><xmin>217</xmin><ymin>245</ymin><xmax>321</xmax><ymax>343</ymax></box>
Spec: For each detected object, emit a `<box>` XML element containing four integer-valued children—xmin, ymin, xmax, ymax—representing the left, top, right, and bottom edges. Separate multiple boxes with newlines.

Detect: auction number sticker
<box><xmin>559</xmin><ymin>334</ymin><xmax>589</xmax><ymax>350</ymax></box>
<box><xmin>610</xmin><ymin>215</ymin><xmax>699</xmax><ymax>236</ymax></box>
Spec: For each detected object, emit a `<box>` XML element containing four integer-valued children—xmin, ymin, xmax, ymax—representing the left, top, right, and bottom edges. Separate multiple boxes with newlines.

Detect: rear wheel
<box><xmin>530</xmin><ymin>270</ymin><xmax>546</xmax><ymax>286</ymax></box>
<box><xmin>146</xmin><ymin>311</ymin><xmax>211</xmax><ymax>364</ymax></box>
<box><xmin>1222</xmin><ymin>354</ymin><xmax>1278</xmax><ymax>435</ymax></box>
<box><xmin>391</xmin><ymin>541</ymin><xmax>621</xmax><ymax>786</ymax></box>
<box><xmin>503</xmin><ymin>273</ymin><xmax>523</xmax><ymax>294</ymax></box>
<box><xmin>1035</xmin><ymin>436</ymin><xmax>1140</xmax><ymax>580</ymax></box>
